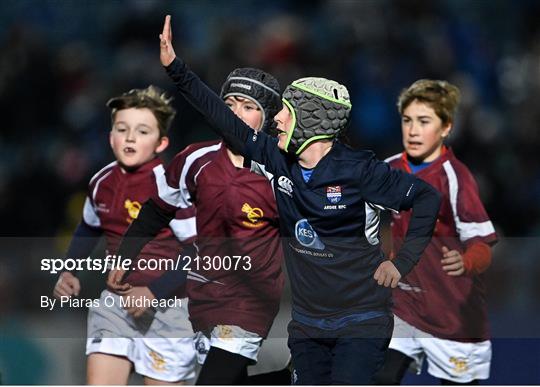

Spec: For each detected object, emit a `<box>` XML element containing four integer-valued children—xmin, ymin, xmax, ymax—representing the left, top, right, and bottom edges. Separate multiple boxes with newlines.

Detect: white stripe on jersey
<box><xmin>180</xmin><ymin>143</ymin><xmax>222</xmax><ymax>201</ymax></box>
<box><xmin>443</xmin><ymin>161</ymin><xmax>495</xmax><ymax>242</ymax></box>
<box><xmin>83</xmin><ymin>197</ymin><xmax>101</xmax><ymax>227</ymax></box>
<box><xmin>456</xmin><ymin>221</ymin><xmax>495</xmax><ymax>241</ymax></box>
<box><xmin>250</xmin><ymin>161</ymin><xmax>276</xmax><ymax>200</ymax></box>
<box><xmin>153</xmin><ymin>164</ymin><xmax>186</xmax><ymax>208</ymax></box>
<box><xmin>92</xmin><ymin>169</ymin><xmax>113</xmax><ymax>203</ymax></box>
<box><xmin>193</xmin><ymin>161</ymin><xmax>212</xmax><ymax>185</ymax></box>
<box><xmin>89</xmin><ymin>161</ymin><xmax>117</xmax><ymax>186</ymax></box>
<box><xmin>370</xmin><ymin>202</ymin><xmax>399</xmax><ymax>214</ymax></box>
<box><xmin>85</xmin><ymin>163</ymin><xmax>116</xmax><ymax>228</ymax></box>
<box><xmin>396</xmin><ymin>281</ymin><xmax>423</xmax><ymax>293</ymax></box>
<box><xmin>250</xmin><ymin>161</ymin><xmax>274</xmax><ymax>181</ymax></box>
<box><xmin>169</xmin><ymin>216</ymin><xmax>197</xmax><ymax>241</ymax></box>
<box><xmin>364</xmin><ymin>202</ymin><xmax>381</xmax><ymax>245</ymax></box>
<box><xmin>154</xmin><ymin>143</ymin><xmax>222</xmax><ymax>208</ymax></box>
<box><xmin>384</xmin><ymin>153</ymin><xmax>402</xmax><ymax>163</ymax></box>
<box><xmin>187</xmin><ymin>271</ymin><xmax>225</xmax><ymax>285</ymax></box>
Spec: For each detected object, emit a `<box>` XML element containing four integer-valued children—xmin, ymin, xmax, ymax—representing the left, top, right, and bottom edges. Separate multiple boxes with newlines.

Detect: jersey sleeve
<box><xmin>361</xmin><ymin>153</ymin><xmax>441</xmax><ymax>276</ymax></box>
<box><xmin>67</xmin><ymin>173</ymin><xmax>106</xmax><ymax>271</ymax></box>
<box><xmin>165</xmin><ymin>58</ymin><xmax>251</xmax><ymax>154</ymax></box>
<box><xmin>168</xmin><ymin>206</ymin><xmax>197</xmax><ymax>243</ymax></box>
<box><xmin>244</xmin><ymin>130</ymin><xmax>283</xmax><ymax>176</ymax></box>
<box><xmin>65</xmin><ymin>221</ymin><xmax>103</xmax><ymax>265</ymax></box>
<box><xmin>152</xmin><ymin>147</ymin><xmax>197</xmax><ymax>212</ymax></box>
<box><xmin>82</xmin><ymin>196</ymin><xmax>101</xmax><ymax>228</ymax></box>
<box><xmin>83</xmin><ymin>173</ymin><xmax>105</xmax><ymax>229</ymax></box>
<box><xmin>359</xmin><ymin>153</ymin><xmax>418</xmax><ymax>212</ymax></box>
<box><xmin>250</xmin><ymin>160</ymin><xmax>275</xmax><ymax>183</ymax></box>
<box><xmin>152</xmin><ymin>147</ymin><xmax>202</xmax><ymax>243</ymax></box>
<box><xmin>446</xmin><ymin>162</ymin><xmax>497</xmax><ymax>245</ymax></box>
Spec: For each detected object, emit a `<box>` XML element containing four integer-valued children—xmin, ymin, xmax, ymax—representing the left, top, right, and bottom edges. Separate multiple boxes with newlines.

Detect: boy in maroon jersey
<box><xmin>53</xmin><ymin>86</ymin><xmax>197</xmax><ymax>385</ymax></box>
<box><xmin>375</xmin><ymin>80</ymin><xmax>498</xmax><ymax>384</ymax></box>
<box><xmin>109</xmin><ymin>68</ymin><xmax>288</xmax><ymax>385</ymax></box>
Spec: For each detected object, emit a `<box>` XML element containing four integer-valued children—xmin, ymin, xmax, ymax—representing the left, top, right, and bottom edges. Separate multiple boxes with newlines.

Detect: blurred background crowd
<box><xmin>0</xmin><ymin>0</ymin><xmax>539</xmax><ymax>384</ymax></box>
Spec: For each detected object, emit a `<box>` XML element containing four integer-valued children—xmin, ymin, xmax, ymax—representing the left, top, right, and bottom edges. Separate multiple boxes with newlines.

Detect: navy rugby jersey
<box><xmin>245</xmin><ymin>136</ymin><xmax>423</xmax><ymax>319</ymax></box>
<box><xmin>165</xmin><ymin>58</ymin><xmax>440</xmax><ymax>324</ymax></box>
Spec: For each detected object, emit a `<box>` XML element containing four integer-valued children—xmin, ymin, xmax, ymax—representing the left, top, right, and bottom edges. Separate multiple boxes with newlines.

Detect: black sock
<box><xmin>196</xmin><ymin>347</ymin><xmax>251</xmax><ymax>385</ymax></box>
<box><xmin>246</xmin><ymin>367</ymin><xmax>292</xmax><ymax>385</ymax></box>
<box><xmin>373</xmin><ymin>349</ymin><xmax>414</xmax><ymax>385</ymax></box>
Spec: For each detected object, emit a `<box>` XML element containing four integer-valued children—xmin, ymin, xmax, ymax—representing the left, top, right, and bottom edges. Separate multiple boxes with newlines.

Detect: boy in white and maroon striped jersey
<box><xmin>109</xmin><ymin>67</ymin><xmax>288</xmax><ymax>385</ymax></box>
<box><xmin>376</xmin><ymin>79</ymin><xmax>498</xmax><ymax>385</ymax></box>
<box><xmin>53</xmin><ymin>86</ymin><xmax>197</xmax><ymax>385</ymax></box>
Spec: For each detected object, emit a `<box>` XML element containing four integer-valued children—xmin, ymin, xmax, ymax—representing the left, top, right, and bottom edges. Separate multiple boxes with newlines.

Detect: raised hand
<box><xmin>159</xmin><ymin>14</ymin><xmax>176</xmax><ymax>67</ymax></box>
<box><xmin>53</xmin><ymin>271</ymin><xmax>81</xmax><ymax>299</ymax></box>
<box><xmin>373</xmin><ymin>260</ymin><xmax>401</xmax><ymax>288</ymax></box>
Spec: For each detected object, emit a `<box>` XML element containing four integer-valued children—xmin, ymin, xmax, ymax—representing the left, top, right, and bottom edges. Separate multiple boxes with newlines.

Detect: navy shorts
<box><xmin>288</xmin><ymin>315</ymin><xmax>393</xmax><ymax>384</ymax></box>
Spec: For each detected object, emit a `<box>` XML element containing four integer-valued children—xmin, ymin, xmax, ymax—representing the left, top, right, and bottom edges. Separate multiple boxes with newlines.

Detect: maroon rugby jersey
<box><xmin>386</xmin><ymin>148</ymin><xmax>497</xmax><ymax>341</ymax></box>
<box><xmin>83</xmin><ymin>158</ymin><xmax>195</xmax><ymax>289</ymax></box>
<box><xmin>153</xmin><ymin>140</ymin><xmax>284</xmax><ymax>337</ymax></box>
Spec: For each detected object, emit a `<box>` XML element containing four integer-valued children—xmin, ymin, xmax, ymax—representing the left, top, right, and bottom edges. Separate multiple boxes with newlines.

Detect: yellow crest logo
<box><xmin>449</xmin><ymin>357</ymin><xmax>468</xmax><ymax>374</ymax></box>
<box><xmin>241</xmin><ymin>203</ymin><xmax>265</xmax><ymax>228</ymax></box>
<box><xmin>124</xmin><ymin>199</ymin><xmax>142</xmax><ymax>223</ymax></box>
<box><xmin>149</xmin><ymin>350</ymin><xmax>166</xmax><ymax>371</ymax></box>
<box><xmin>217</xmin><ymin>325</ymin><xmax>234</xmax><ymax>340</ymax></box>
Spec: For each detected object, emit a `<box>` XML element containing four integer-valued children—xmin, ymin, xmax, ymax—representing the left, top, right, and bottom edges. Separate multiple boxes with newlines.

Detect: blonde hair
<box><xmin>106</xmin><ymin>85</ymin><xmax>176</xmax><ymax>136</ymax></box>
<box><xmin>397</xmin><ymin>79</ymin><xmax>461</xmax><ymax>125</ymax></box>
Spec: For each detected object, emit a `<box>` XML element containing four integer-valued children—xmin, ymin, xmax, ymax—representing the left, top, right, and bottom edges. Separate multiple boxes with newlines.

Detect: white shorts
<box><xmin>248</xmin><ymin>338</ymin><xmax>290</xmax><ymax>376</ymax></box>
<box><xmin>199</xmin><ymin>324</ymin><xmax>263</xmax><ymax>363</ymax></box>
<box><xmin>86</xmin><ymin>290</ymin><xmax>197</xmax><ymax>382</ymax></box>
<box><xmin>389</xmin><ymin>315</ymin><xmax>491</xmax><ymax>383</ymax></box>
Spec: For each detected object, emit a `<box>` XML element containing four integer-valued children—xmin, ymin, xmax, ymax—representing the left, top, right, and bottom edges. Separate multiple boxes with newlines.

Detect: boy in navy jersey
<box><xmin>375</xmin><ymin>80</ymin><xmax>497</xmax><ymax>384</ymax></box>
<box><xmin>53</xmin><ymin>86</ymin><xmax>197</xmax><ymax>384</ymax></box>
<box><xmin>152</xmin><ymin>16</ymin><xmax>441</xmax><ymax>384</ymax></box>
